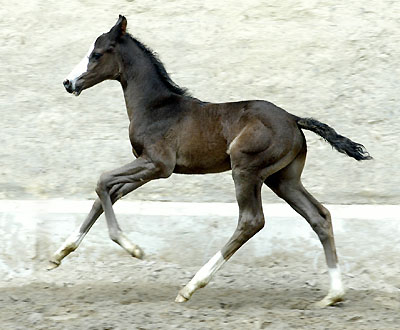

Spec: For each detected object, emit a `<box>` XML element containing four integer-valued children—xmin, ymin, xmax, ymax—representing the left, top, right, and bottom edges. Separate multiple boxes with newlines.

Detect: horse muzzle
<box><xmin>63</xmin><ymin>79</ymin><xmax>82</xmax><ymax>96</ymax></box>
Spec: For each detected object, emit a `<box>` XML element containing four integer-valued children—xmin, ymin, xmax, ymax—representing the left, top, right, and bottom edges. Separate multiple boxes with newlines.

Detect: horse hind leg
<box><xmin>265</xmin><ymin>153</ymin><xmax>345</xmax><ymax>307</ymax></box>
<box><xmin>175</xmin><ymin>171</ymin><xmax>265</xmax><ymax>302</ymax></box>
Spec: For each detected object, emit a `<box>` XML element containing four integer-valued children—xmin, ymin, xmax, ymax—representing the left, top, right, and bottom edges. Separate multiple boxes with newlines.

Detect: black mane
<box><xmin>127</xmin><ymin>34</ymin><xmax>189</xmax><ymax>96</ymax></box>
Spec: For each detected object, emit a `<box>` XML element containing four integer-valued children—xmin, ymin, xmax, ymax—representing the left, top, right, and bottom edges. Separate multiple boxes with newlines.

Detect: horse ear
<box><xmin>110</xmin><ymin>15</ymin><xmax>127</xmax><ymax>39</ymax></box>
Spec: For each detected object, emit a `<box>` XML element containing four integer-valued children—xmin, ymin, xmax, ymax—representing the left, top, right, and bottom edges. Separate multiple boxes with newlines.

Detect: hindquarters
<box><xmin>227</xmin><ymin>101</ymin><xmax>306</xmax><ymax>181</ymax></box>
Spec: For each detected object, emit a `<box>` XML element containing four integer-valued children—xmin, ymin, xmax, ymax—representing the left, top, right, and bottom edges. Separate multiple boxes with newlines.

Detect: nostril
<box><xmin>63</xmin><ymin>79</ymin><xmax>70</xmax><ymax>87</ymax></box>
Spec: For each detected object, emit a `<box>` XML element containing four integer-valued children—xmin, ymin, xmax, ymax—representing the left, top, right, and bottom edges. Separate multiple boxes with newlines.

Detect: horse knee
<box><xmin>96</xmin><ymin>173</ymin><xmax>112</xmax><ymax>196</ymax></box>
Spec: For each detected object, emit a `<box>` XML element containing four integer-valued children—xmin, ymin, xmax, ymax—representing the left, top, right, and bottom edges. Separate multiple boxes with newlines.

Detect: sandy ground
<box><xmin>1</xmin><ymin>0</ymin><xmax>399</xmax><ymax>329</ymax></box>
<box><xmin>1</xmin><ymin>260</ymin><xmax>399</xmax><ymax>330</ymax></box>
<box><xmin>1</xmin><ymin>202</ymin><xmax>399</xmax><ymax>329</ymax></box>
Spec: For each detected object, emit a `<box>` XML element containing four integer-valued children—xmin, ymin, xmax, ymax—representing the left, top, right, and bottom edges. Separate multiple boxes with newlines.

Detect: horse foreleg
<box><xmin>100</xmin><ymin>179</ymin><xmax>150</xmax><ymax>260</ymax></box>
<box><xmin>47</xmin><ymin>183</ymin><xmax>139</xmax><ymax>270</ymax></box>
<box><xmin>95</xmin><ymin>156</ymin><xmax>173</xmax><ymax>264</ymax></box>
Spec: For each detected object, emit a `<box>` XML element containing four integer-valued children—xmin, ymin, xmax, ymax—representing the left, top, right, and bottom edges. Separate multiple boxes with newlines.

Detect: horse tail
<box><xmin>296</xmin><ymin>117</ymin><xmax>372</xmax><ymax>161</ymax></box>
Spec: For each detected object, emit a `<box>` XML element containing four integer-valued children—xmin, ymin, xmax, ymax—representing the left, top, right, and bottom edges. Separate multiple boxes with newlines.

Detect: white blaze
<box><xmin>65</xmin><ymin>41</ymin><xmax>95</xmax><ymax>89</ymax></box>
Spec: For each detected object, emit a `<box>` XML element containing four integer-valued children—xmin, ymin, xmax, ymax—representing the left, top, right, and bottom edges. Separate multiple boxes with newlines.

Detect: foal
<box><xmin>51</xmin><ymin>16</ymin><xmax>371</xmax><ymax>307</ymax></box>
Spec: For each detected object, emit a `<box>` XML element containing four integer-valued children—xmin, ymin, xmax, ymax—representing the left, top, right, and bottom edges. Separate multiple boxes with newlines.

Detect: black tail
<box><xmin>296</xmin><ymin>117</ymin><xmax>372</xmax><ymax>161</ymax></box>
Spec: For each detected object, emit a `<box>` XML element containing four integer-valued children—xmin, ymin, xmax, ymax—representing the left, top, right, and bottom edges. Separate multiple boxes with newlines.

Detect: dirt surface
<box><xmin>1</xmin><ymin>0</ymin><xmax>399</xmax><ymax>329</ymax></box>
<box><xmin>1</xmin><ymin>255</ymin><xmax>399</xmax><ymax>330</ymax></box>
<box><xmin>1</xmin><ymin>208</ymin><xmax>399</xmax><ymax>330</ymax></box>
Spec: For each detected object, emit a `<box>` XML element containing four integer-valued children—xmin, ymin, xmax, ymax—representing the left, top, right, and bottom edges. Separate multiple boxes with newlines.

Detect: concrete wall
<box><xmin>1</xmin><ymin>200</ymin><xmax>399</xmax><ymax>283</ymax></box>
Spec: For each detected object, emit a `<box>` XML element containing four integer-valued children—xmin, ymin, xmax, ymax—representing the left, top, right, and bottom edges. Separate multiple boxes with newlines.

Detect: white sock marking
<box><xmin>328</xmin><ymin>266</ymin><xmax>344</xmax><ymax>294</ymax></box>
<box><xmin>52</xmin><ymin>228</ymin><xmax>85</xmax><ymax>261</ymax></box>
<box><xmin>184</xmin><ymin>251</ymin><xmax>226</xmax><ymax>295</ymax></box>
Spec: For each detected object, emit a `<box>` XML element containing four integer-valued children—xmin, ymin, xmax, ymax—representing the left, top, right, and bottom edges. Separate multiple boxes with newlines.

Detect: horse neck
<box><xmin>118</xmin><ymin>41</ymin><xmax>173</xmax><ymax>121</ymax></box>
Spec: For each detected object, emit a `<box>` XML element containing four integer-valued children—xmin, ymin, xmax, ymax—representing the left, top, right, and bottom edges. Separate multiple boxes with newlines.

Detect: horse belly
<box><xmin>174</xmin><ymin>142</ymin><xmax>231</xmax><ymax>174</ymax></box>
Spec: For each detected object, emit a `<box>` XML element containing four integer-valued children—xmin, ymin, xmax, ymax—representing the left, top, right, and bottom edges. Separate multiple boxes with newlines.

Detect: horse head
<box><xmin>63</xmin><ymin>15</ymin><xmax>127</xmax><ymax>96</ymax></box>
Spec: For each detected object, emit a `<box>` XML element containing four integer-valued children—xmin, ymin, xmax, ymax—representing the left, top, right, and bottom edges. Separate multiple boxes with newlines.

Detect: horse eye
<box><xmin>91</xmin><ymin>52</ymin><xmax>103</xmax><ymax>60</ymax></box>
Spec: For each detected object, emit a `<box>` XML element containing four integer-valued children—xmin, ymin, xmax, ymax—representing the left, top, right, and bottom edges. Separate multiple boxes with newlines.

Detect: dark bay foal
<box><xmin>51</xmin><ymin>16</ymin><xmax>372</xmax><ymax>307</ymax></box>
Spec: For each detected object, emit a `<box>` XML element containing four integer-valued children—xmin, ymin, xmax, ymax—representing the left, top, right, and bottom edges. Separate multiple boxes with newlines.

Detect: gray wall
<box><xmin>1</xmin><ymin>0</ymin><xmax>399</xmax><ymax>204</ymax></box>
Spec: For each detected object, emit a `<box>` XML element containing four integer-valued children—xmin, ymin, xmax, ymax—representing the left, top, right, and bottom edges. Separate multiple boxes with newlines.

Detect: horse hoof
<box><xmin>175</xmin><ymin>292</ymin><xmax>189</xmax><ymax>303</ymax></box>
<box><xmin>314</xmin><ymin>292</ymin><xmax>344</xmax><ymax>308</ymax></box>
<box><xmin>132</xmin><ymin>246</ymin><xmax>144</xmax><ymax>260</ymax></box>
<box><xmin>46</xmin><ymin>260</ymin><xmax>60</xmax><ymax>271</ymax></box>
